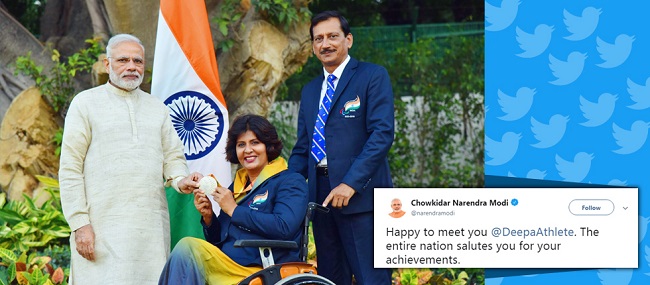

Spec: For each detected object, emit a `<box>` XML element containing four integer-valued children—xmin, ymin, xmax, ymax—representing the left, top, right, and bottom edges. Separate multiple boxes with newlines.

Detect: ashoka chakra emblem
<box><xmin>164</xmin><ymin>91</ymin><xmax>224</xmax><ymax>160</ymax></box>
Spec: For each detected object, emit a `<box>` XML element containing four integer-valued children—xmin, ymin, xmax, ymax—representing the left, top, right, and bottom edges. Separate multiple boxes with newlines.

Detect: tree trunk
<box><xmin>0</xmin><ymin>8</ymin><xmax>52</xmax><ymax>123</ymax></box>
<box><xmin>40</xmin><ymin>0</ymin><xmax>95</xmax><ymax>62</ymax></box>
<box><xmin>85</xmin><ymin>0</ymin><xmax>112</xmax><ymax>43</ymax></box>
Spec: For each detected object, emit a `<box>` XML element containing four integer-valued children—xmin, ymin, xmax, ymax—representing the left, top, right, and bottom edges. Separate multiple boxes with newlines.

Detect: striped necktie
<box><xmin>311</xmin><ymin>74</ymin><xmax>336</xmax><ymax>162</ymax></box>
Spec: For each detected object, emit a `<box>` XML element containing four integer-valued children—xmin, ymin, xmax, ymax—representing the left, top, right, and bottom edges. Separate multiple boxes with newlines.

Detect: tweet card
<box><xmin>374</xmin><ymin>188</ymin><xmax>638</xmax><ymax>268</ymax></box>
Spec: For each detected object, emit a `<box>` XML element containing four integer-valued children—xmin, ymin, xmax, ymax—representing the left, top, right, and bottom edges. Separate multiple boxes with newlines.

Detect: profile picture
<box><xmin>389</xmin><ymin>198</ymin><xmax>405</xmax><ymax>218</ymax></box>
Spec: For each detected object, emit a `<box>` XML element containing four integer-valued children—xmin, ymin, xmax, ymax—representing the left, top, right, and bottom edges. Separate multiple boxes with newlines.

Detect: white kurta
<box><xmin>59</xmin><ymin>83</ymin><xmax>188</xmax><ymax>285</ymax></box>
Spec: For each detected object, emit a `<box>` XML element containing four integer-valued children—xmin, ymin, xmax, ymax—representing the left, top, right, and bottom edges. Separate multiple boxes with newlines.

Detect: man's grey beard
<box><xmin>108</xmin><ymin>64</ymin><xmax>143</xmax><ymax>91</ymax></box>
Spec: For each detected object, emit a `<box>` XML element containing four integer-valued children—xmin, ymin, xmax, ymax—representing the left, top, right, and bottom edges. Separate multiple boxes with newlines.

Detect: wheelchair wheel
<box><xmin>273</xmin><ymin>273</ymin><xmax>336</xmax><ymax>285</ymax></box>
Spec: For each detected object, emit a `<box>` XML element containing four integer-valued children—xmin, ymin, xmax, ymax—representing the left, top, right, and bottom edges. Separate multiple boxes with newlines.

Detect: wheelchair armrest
<box><xmin>235</xmin><ymin>240</ymin><xmax>298</xmax><ymax>269</ymax></box>
<box><xmin>234</xmin><ymin>239</ymin><xmax>298</xmax><ymax>249</ymax></box>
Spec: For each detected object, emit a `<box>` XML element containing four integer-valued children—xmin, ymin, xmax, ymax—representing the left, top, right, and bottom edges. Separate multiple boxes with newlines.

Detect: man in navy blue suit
<box><xmin>289</xmin><ymin>10</ymin><xmax>394</xmax><ymax>285</ymax></box>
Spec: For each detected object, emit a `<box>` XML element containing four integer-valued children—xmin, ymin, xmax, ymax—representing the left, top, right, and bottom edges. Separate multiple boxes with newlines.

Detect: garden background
<box><xmin>0</xmin><ymin>0</ymin><xmax>484</xmax><ymax>284</ymax></box>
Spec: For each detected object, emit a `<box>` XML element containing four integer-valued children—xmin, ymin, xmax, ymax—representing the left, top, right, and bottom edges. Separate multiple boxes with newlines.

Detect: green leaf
<box><xmin>0</xmin><ymin>227</ymin><xmax>15</xmax><ymax>240</ymax></box>
<box><xmin>34</xmin><ymin>176</ymin><xmax>59</xmax><ymax>190</ymax></box>
<box><xmin>219</xmin><ymin>22</ymin><xmax>229</xmax><ymax>36</ymax></box>
<box><xmin>0</xmin><ymin>248</ymin><xmax>17</xmax><ymax>262</ymax></box>
<box><xmin>0</xmin><ymin>209</ymin><xmax>25</xmax><ymax>224</ymax></box>
<box><xmin>399</xmin><ymin>268</ymin><xmax>419</xmax><ymax>285</ymax></box>
<box><xmin>23</xmin><ymin>240</ymin><xmax>49</xmax><ymax>248</ymax></box>
<box><xmin>8</xmin><ymin>262</ymin><xmax>16</xmax><ymax>283</ymax></box>
<box><xmin>22</xmin><ymin>194</ymin><xmax>37</xmax><ymax>211</ymax></box>
<box><xmin>221</xmin><ymin>40</ymin><xmax>234</xmax><ymax>52</ymax></box>
<box><xmin>29</xmin><ymin>256</ymin><xmax>51</xmax><ymax>269</ymax></box>
<box><xmin>17</xmin><ymin>252</ymin><xmax>27</xmax><ymax>264</ymax></box>
<box><xmin>12</xmin><ymin>222</ymin><xmax>35</xmax><ymax>235</ymax></box>
<box><xmin>21</xmin><ymin>270</ymin><xmax>35</xmax><ymax>284</ymax></box>
<box><xmin>42</xmin><ymin>227</ymin><xmax>71</xmax><ymax>238</ymax></box>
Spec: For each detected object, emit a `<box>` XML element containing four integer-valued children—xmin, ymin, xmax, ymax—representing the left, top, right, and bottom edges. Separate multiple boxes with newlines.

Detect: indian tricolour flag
<box><xmin>152</xmin><ymin>0</ymin><xmax>231</xmax><ymax>248</ymax></box>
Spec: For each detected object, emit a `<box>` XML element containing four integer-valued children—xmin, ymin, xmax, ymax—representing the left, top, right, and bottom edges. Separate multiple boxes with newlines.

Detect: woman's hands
<box><xmin>193</xmin><ymin>189</ymin><xmax>213</xmax><ymax>225</ymax></box>
<box><xmin>192</xmin><ymin>176</ymin><xmax>238</xmax><ymax>224</ymax></box>
<box><xmin>212</xmin><ymin>186</ymin><xmax>237</xmax><ymax>217</ymax></box>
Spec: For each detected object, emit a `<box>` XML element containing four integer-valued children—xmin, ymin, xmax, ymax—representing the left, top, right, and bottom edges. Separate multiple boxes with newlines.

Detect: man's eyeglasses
<box><xmin>109</xmin><ymin>56</ymin><xmax>145</xmax><ymax>67</ymax></box>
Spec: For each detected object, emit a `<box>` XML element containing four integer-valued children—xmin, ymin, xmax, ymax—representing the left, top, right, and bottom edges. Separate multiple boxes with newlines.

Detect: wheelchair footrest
<box><xmin>238</xmin><ymin>264</ymin><xmax>282</xmax><ymax>285</ymax></box>
<box><xmin>237</xmin><ymin>263</ymin><xmax>319</xmax><ymax>285</ymax></box>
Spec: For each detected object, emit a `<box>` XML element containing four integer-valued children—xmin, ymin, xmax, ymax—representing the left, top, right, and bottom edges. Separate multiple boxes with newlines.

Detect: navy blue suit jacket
<box><xmin>289</xmin><ymin>57</ymin><xmax>394</xmax><ymax>215</ymax></box>
<box><xmin>202</xmin><ymin>170</ymin><xmax>308</xmax><ymax>267</ymax></box>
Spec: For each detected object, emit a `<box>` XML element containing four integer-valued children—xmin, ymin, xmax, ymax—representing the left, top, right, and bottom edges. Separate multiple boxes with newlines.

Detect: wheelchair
<box><xmin>235</xmin><ymin>202</ymin><xmax>336</xmax><ymax>285</ymax></box>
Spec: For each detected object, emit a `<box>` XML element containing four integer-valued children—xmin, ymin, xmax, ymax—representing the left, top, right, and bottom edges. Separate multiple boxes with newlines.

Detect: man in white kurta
<box><xmin>59</xmin><ymin>34</ymin><xmax>199</xmax><ymax>284</ymax></box>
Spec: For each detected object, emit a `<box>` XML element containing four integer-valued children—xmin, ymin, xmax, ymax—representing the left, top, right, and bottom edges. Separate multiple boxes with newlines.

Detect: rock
<box><xmin>0</xmin><ymin>87</ymin><xmax>62</xmax><ymax>201</ymax></box>
<box><xmin>220</xmin><ymin>19</ymin><xmax>311</xmax><ymax>119</ymax></box>
<box><xmin>92</xmin><ymin>54</ymin><xmax>109</xmax><ymax>86</ymax></box>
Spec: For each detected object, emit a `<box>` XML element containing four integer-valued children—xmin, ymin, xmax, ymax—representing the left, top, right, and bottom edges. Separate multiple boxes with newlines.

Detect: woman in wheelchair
<box><xmin>159</xmin><ymin>114</ymin><xmax>309</xmax><ymax>285</ymax></box>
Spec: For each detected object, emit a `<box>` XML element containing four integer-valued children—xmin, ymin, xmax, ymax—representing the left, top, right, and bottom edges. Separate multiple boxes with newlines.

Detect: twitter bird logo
<box><xmin>613</xmin><ymin>121</ymin><xmax>650</xmax><ymax>154</ymax></box>
<box><xmin>645</xmin><ymin>246</ymin><xmax>650</xmax><ymax>274</ymax></box>
<box><xmin>549</xmin><ymin>52</ymin><xmax>587</xmax><ymax>85</ymax></box>
<box><xmin>531</xmin><ymin>114</ymin><xmax>569</xmax><ymax>148</ymax></box>
<box><xmin>627</xmin><ymin>77</ymin><xmax>650</xmax><ymax>110</ymax></box>
<box><xmin>507</xmin><ymin>169</ymin><xmax>546</xmax><ymax>179</ymax></box>
<box><xmin>607</xmin><ymin>179</ymin><xmax>627</xmax><ymax>186</ymax></box>
<box><xmin>556</xmin><ymin>152</ymin><xmax>593</xmax><ymax>182</ymax></box>
<box><xmin>497</xmin><ymin>87</ymin><xmax>536</xmax><ymax>121</ymax></box>
<box><xmin>597</xmin><ymin>269</ymin><xmax>633</xmax><ymax>285</ymax></box>
<box><xmin>485</xmin><ymin>0</ymin><xmax>520</xmax><ymax>32</ymax></box>
<box><xmin>486</xmin><ymin>132</ymin><xmax>522</xmax><ymax>166</ymax></box>
<box><xmin>564</xmin><ymin>7</ymin><xmax>601</xmax><ymax>41</ymax></box>
<box><xmin>597</xmin><ymin>34</ymin><xmax>635</xmax><ymax>68</ymax></box>
<box><xmin>580</xmin><ymin>93</ymin><xmax>617</xmax><ymax>127</ymax></box>
<box><xmin>516</xmin><ymin>24</ymin><xmax>554</xmax><ymax>58</ymax></box>
<box><xmin>640</xmin><ymin>216</ymin><xmax>649</xmax><ymax>243</ymax></box>
<box><xmin>527</xmin><ymin>169</ymin><xmax>547</xmax><ymax>180</ymax></box>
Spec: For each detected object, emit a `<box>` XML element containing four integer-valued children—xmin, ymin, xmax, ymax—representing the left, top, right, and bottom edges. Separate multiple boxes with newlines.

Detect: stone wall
<box><xmin>0</xmin><ymin>87</ymin><xmax>61</xmax><ymax>201</ymax></box>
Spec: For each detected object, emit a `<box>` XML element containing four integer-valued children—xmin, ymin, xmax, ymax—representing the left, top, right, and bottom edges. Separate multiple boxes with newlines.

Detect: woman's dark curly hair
<box><xmin>225</xmin><ymin>114</ymin><xmax>283</xmax><ymax>164</ymax></box>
